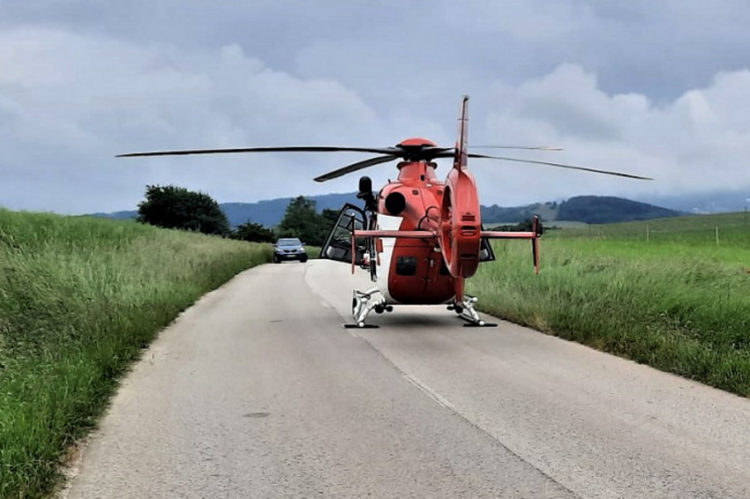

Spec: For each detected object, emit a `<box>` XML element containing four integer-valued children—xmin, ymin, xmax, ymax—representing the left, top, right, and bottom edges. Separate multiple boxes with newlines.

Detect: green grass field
<box><xmin>469</xmin><ymin>212</ymin><xmax>750</xmax><ymax>397</ymax></box>
<box><xmin>2</xmin><ymin>208</ymin><xmax>748</xmax><ymax>495</ymax></box>
<box><xmin>0</xmin><ymin>209</ymin><xmax>272</xmax><ymax>498</ymax></box>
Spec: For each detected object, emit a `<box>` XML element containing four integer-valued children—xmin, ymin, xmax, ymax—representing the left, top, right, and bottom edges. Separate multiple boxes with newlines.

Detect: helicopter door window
<box><xmin>320</xmin><ymin>204</ymin><xmax>367</xmax><ymax>264</ymax></box>
<box><xmin>395</xmin><ymin>256</ymin><xmax>418</xmax><ymax>276</ymax></box>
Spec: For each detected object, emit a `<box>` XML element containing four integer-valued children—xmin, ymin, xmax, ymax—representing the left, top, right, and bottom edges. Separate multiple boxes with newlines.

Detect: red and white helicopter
<box><xmin>119</xmin><ymin>96</ymin><xmax>650</xmax><ymax>327</ymax></box>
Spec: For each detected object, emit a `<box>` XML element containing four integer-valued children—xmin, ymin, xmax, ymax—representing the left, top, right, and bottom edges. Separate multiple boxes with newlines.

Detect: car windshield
<box><xmin>277</xmin><ymin>238</ymin><xmax>301</xmax><ymax>247</ymax></box>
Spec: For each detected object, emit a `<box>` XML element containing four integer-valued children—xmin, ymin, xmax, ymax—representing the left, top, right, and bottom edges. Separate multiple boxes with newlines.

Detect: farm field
<box><xmin>0</xmin><ymin>210</ymin><xmax>272</xmax><ymax>498</ymax></box>
<box><xmin>470</xmin><ymin>212</ymin><xmax>750</xmax><ymax>397</ymax></box>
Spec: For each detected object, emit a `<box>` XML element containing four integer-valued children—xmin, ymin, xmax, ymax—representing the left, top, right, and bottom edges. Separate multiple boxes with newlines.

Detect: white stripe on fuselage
<box><xmin>375</xmin><ymin>213</ymin><xmax>402</xmax><ymax>304</ymax></box>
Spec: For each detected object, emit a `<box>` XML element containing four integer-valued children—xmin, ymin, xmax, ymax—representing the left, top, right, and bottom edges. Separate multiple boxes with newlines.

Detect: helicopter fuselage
<box><xmin>374</xmin><ymin>159</ymin><xmax>455</xmax><ymax>305</ymax></box>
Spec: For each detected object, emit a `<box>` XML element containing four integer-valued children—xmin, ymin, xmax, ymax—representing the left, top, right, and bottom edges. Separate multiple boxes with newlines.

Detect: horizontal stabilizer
<box><xmin>354</xmin><ymin>230</ymin><xmax>437</xmax><ymax>239</ymax></box>
<box><xmin>480</xmin><ymin>231</ymin><xmax>537</xmax><ymax>239</ymax></box>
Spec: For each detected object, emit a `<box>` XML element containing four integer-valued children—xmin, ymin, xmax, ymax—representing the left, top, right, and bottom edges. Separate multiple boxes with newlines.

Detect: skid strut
<box><xmin>348</xmin><ymin>288</ymin><xmax>390</xmax><ymax>328</ymax></box>
<box><xmin>448</xmin><ymin>295</ymin><xmax>496</xmax><ymax>327</ymax></box>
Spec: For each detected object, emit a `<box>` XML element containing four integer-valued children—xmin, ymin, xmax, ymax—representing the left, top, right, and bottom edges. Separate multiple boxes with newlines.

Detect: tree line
<box><xmin>137</xmin><ymin>185</ymin><xmax>336</xmax><ymax>245</ymax></box>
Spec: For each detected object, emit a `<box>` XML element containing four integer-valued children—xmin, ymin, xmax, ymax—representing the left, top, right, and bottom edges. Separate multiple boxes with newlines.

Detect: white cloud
<box><xmin>1</xmin><ymin>3</ymin><xmax>750</xmax><ymax>214</ymax></box>
<box><xmin>476</xmin><ymin>64</ymin><xmax>750</xmax><ymax>205</ymax></box>
<box><xmin>0</xmin><ymin>27</ymin><xmax>386</xmax><ymax>213</ymax></box>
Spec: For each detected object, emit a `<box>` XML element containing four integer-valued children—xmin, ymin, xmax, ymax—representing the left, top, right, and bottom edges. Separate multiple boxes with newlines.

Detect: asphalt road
<box><xmin>64</xmin><ymin>260</ymin><xmax>750</xmax><ymax>498</ymax></box>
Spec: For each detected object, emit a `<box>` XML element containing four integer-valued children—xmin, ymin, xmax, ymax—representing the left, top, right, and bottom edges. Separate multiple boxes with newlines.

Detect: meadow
<box><xmin>2</xmin><ymin>208</ymin><xmax>748</xmax><ymax>496</ymax></box>
<box><xmin>470</xmin><ymin>212</ymin><xmax>750</xmax><ymax>397</ymax></box>
<box><xmin>0</xmin><ymin>210</ymin><xmax>272</xmax><ymax>498</ymax></box>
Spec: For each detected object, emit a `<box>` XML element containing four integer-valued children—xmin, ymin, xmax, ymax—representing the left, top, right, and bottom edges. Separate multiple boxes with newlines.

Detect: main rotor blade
<box><xmin>117</xmin><ymin>145</ymin><xmax>400</xmax><ymax>158</ymax></box>
<box><xmin>472</xmin><ymin>145</ymin><xmax>563</xmax><ymax>151</ymax></box>
<box><xmin>467</xmin><ymin>153</ymin><xmax>653</xmax><ymax>180</ymax></box>
<box><xmin>314</xmin><ymin>155</ymin><xmax>398</xmax><ymax>183</ymax></box>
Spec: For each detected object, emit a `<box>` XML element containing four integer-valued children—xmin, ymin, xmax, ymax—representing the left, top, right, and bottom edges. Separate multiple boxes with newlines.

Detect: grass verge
<box><xmin>0</xmin><ymin>209</ymin><xmax>272</xmax><ymax>497</ymax></box>
<box><xmin>469</xmin><ymin>212</ymin><xmax>750</xmax><ymax>397</ymax></box>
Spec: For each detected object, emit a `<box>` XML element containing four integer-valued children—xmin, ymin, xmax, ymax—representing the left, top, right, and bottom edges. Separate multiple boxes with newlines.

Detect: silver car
<box><xmin>273</xmin><ymin>238</ymin><xmax>308</xmax><ymax>263</ymax></box>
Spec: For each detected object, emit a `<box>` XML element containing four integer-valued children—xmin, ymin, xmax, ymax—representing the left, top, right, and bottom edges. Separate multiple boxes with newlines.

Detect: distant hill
<box><xmin>221</xmin><ymin>192</ymin><xmax>358</xmax><ymax>226</ymax></box>
<box><xmin>89</xmin><ymin>210</ymin><xmax>139</xmax><ymax>221</ymax></box>
<box><xmin>635</xmin><ymin>189</ymin><xmax>750</xmax><ymax>214</ymax></box>
<box><xmin>481</xmin><ymin>201</ymin><xmax>560</xmax><ymax>224</ymax></box>
<box><xmin>482</xmin><ymin>196</ymin><xmax>682</xmax><ymax>225</ymax></box>
<box><xmin>93</xmin><ymin>193</ymin><xmax>682</xmax><ymax>227</ymax></box>
<box><xmin>90</xmin><ymin>192</ymin><xmax>360</xmax><ymax>227</ymax></box>
<box><xmin>555</xmin><ymin>196</ymin><xmax>682</xmax><ymax>224</ymax></box>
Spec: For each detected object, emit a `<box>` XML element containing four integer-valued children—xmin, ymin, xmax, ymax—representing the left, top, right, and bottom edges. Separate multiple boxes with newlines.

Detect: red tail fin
<box><xmin>454</xmin><ymin>95</ymin><xmax>469</xmax><ymax>170</ymax></box>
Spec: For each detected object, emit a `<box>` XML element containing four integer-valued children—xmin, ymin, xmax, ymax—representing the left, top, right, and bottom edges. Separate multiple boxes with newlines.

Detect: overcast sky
<box><xmin>2</xmin><ymin>0</ymin><xmax>750</xmax><ymax>213</ymax></box>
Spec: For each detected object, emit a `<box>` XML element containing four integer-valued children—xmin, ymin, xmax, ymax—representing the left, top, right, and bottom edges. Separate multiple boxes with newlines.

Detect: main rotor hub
<box><xmin>395</xmin><ymin>138</ymin><xmax>443</xmax><ymax>161</ymax></box>
<box><xmin>397</xmin><ymin>137</ymin><xmax>437</xmax><ymax>147</ymax></box>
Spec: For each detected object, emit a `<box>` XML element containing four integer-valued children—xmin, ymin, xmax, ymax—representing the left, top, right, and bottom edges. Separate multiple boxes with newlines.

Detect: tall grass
<box><xmin>0</xmin><ymin>209</ymin><xmax>272</xmax><ymax>498</ymax></box>
<box><xmin>469</xmin><ymin>213</ymin><xmax>750</xmax><ymax>397</ymax></box>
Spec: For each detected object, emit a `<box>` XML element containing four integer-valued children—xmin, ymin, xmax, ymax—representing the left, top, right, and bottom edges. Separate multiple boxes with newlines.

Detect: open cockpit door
<box><xmin>320</xmin><ymin>203</ymin><xmax>368</xmax><ymax>264</ymax></box>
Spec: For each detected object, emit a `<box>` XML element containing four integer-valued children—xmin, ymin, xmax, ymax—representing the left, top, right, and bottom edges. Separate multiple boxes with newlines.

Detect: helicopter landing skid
<box><xmin>460</xmin><ymin>318</ymin><xmax>497</xmax><ymax>328</ymax></box>
<box><xmin>448</xmin><ymin>295</ymin><xmax>496</xmax><ymax>327</ymax></box>
<box><xmin>348</xmin><ymin>288</ymin><xmax>391</xmax><ymax>328</ymax></box>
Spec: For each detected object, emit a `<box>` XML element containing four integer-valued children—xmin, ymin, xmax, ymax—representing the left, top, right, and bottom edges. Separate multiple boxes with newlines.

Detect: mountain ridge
<box><xmin>92</xmin><ymin>192</ymin><xmax>684</xmax><ymax>227</ymax></box>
